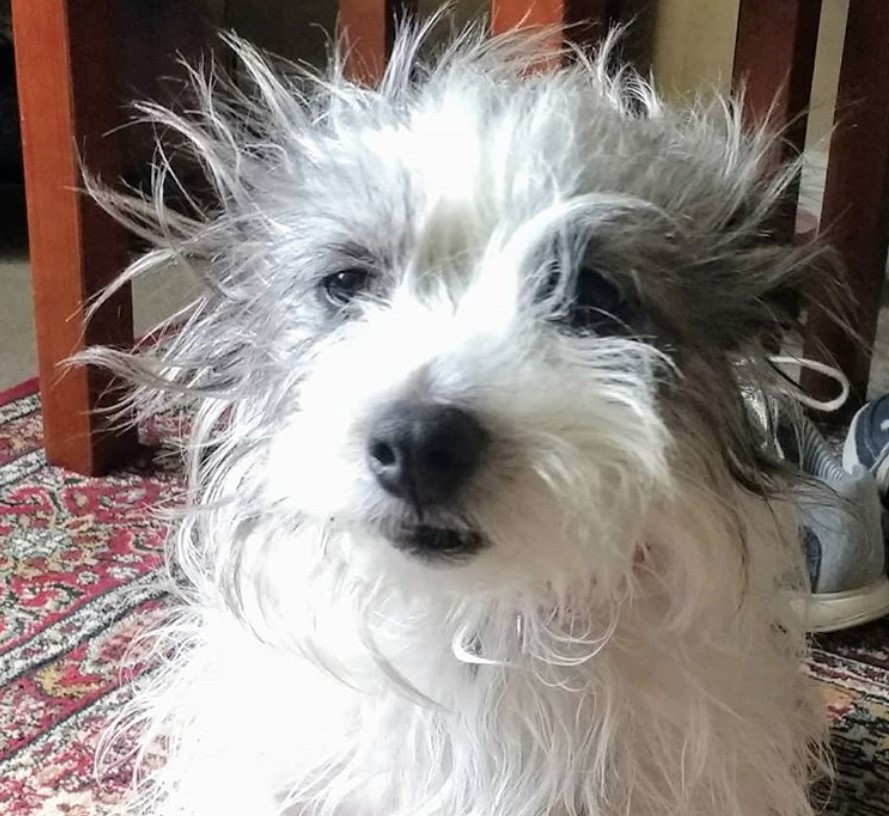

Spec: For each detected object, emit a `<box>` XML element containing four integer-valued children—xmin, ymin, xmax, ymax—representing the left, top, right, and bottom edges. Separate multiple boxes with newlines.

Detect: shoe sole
<box><xmin>792</xmin><ymin>576</ymin><xmax>889</xmax><ymax>633</ymax></box>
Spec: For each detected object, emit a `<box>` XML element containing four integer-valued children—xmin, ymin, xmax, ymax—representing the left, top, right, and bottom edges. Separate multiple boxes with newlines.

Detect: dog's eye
<box><xmin>565</xmin><ymin>265</ymin><xmax>634</xmax><ymax>335</ymax></box>
<box><xmin>321</xmin><ymin>268</ymin><xmax>377</xmax><ymax>307</ymax></box>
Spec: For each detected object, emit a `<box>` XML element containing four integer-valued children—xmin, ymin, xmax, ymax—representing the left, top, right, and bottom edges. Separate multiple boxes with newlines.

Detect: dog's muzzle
<box><xmin>366</xmin><ymin>400</ymin><xmax>488</xmax><ymax>557</ymax></box>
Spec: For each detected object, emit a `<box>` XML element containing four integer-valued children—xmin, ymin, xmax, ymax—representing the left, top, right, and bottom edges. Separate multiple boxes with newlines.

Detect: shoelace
<box><xmin>768</xmin><ymin>355</ymin><xmax>850</xmax><ymax>414</ymax></box>
<box><xmin>743</xmin><ymin>356</ymin><xmax>849</xmax><ymax>466</ymax></box>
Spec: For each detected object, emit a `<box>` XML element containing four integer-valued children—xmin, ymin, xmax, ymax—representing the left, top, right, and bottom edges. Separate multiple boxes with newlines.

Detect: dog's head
<box><xmin>92</xmin><ymin>25</ymin><xmax>831</xmax><ymax>606</ymax></box>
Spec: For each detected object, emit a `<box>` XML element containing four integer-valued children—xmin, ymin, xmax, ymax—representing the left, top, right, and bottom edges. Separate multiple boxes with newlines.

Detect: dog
<box><xmin>89</xmin><ymin>18</ymin><xmax>833</xmax><ymax>816</ymax></box>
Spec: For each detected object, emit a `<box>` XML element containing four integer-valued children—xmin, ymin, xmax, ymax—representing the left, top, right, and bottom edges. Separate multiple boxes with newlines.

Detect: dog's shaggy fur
<box><xmin>89</xmin><ymin>19</ymin><xmax>833</xmax><ymax>816</ymax></box>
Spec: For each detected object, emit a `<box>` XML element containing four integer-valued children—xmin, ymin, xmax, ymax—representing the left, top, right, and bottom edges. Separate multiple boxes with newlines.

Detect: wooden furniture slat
<box><xmin>801</xmin><ymin>0</ymin><xmax>889</xmax><ymax>414</ymax></box>
<box><xmin>339</xmin><ymin>0</ymin><xmax>420</xmax><ymax>84</ymax></box>
<box><xmin>11</xmin><ymin>0</ymin><xmax>137</xmax><ymax>475</ymax></box>
<box><xmin>491</xmin><ymin>0</ymin><xmax>620</xmax><ymax>30</ymax></box>
<box><xmin>491</xmin><ymin>0</ymin><xmax>621</xmax><ymax>48</ymax></box>
<box><xmin>732</xmin><ymin>0</ymin><xmax>822</xmax><ymax>237</ymax></box>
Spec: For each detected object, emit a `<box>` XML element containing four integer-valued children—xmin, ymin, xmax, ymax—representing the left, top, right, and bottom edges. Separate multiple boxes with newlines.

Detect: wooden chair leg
<box><xmin>339</xmin><ymin>0</ymin><xmax>419</xmax><ymax>84</ymax></box>
<box><xmin>340</xmin><ymin>1</ymin><xmax>621</xmax><ymax>83</ymax></box>
<box><xmin>11</xmin><ymin>0</ymin><xmax>137</xmax><ymax>475</ymax></box>
<box><xmin>491</xmin><ymin>0</ymin><xmax>622</xmax><ymax>49</ymax></box>
<box><xmin>732</xmin><ymin>0</ymin><xmax>822</xmax><ymax>238</ymax></box>
<box><xmin>801</xmin><ymin>0</ymin><xmax>889</xmax><ymax>414</ymax></box>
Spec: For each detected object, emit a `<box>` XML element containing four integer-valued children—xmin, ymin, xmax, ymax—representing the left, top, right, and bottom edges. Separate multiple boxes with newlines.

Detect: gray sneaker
<box><xmin>779</xmin><ymin>412</ymin><xmax>889</xmax><ymax>633</ymax></box>
<box><xmin>842</xmin><ymin>393</ymin><xmax>889</xmax><ymax>493</ymax></box>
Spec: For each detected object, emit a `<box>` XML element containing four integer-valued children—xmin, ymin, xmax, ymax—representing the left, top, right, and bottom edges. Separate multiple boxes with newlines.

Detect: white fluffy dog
<box><xmin>91</xmin><ymin>19</ymin><xmax>833</xmax><ymax>816</ymax></box>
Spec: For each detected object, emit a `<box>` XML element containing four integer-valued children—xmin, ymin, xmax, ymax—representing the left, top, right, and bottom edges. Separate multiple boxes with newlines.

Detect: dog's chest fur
<box><xmin>153</xmin><ymin>487</ymin><xmax>818</xmax><ymax>816</ymax></box>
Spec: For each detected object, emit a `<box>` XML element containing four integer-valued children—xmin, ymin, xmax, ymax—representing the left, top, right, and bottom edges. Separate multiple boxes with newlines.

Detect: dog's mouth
<box><xmin>387</xmin><ymin>523</ymin><xmax>487</xmax><ymax>560</ymax></box>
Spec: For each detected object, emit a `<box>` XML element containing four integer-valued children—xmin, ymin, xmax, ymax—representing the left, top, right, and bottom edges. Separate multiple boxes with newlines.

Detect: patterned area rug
<box><xmin>813</xmin><ymin>624</ymin><xmax>889</xmax><ymax>814</ymax></box>
<box><xmin>0</xmin><ymin>382</ymin><xmax>182</xmax><ymax>814</ymax></box>
<box><xmin>1</xmin><ymin>385</ymin><xmax>889</xmax><ymax>813</ymax></box>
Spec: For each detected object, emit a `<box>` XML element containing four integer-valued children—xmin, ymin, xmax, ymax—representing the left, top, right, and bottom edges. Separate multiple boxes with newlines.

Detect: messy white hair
<box><xmin>89</xmin><ymin>17</ymin><xmax>832</xmax><ymax>816</ymax></box>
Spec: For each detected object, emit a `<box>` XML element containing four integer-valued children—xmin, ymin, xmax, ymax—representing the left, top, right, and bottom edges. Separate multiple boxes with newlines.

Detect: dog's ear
<box><xmin>710</xmin><ymin>197</ymin><xmax>847</xmax><ymax>352</ymax></box>
<box><xmin>759</xmin><ymin>237</ymin><xmax>846</xmax><ymax>349</ymax></box>
<box><xmin>664</xmin><ymin>240</ymin><xmax>845</xmax><ymax>357</ymax></box>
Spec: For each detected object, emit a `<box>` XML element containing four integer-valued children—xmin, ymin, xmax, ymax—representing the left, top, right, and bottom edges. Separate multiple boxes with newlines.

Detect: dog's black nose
<box><xmin>367</xmin><ymin>402</ymin><xmax>488</xmax><ymax>508</ymax></box>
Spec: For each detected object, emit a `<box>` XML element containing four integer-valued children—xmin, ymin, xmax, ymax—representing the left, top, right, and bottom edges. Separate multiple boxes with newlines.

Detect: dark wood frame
<box><xmin>801</xmin><ymin>0</ymin><xmax>889</xmax><ymax>414</ymax></box>
<box><xmin>731</xmin><ymin>0</ymin><xmax>822</xmax><ymax>238</ymax></box>
<box><xmin>491</xmin><ymin>0</ymin><xmax>619</xmax><ymax>39</ymax></box>
<box><xmin>11</xmin><ymin>0</ymin><xmax>137</xmax><ymax>475</ymax></box>
<box><xmin>339</xmin><ymin>0</ymin><xmax>418</xmax><ymax>84</ymax></box>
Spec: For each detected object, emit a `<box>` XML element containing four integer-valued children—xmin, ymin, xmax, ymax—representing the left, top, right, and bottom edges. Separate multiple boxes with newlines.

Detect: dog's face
<box><xmin>106</xmin><ymin>31</ymin><xmax>823</xmax><ymax>602</ymax></box>
<box><xmin>262</xmin><ymin>92</ymin><xmax>680</xmax><ymax>593</ymax></box>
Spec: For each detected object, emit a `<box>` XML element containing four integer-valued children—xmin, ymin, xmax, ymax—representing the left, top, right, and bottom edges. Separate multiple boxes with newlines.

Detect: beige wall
<box><xmin>809</xmin><ymin>0</ymin><xmax>848</xmax><ymax>151</ymax></box>
<box><xmin>649</xmin><ymin>0</ymin><xmax>848</xmax><ymax>150</ymax></box>
<box><xmin>651</xmin><ymin>0</ymin><xmax>739</xmax><ymax>97</ymax></box>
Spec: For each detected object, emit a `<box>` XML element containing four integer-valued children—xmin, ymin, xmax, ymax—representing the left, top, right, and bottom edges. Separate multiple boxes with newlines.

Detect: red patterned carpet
<box><xmin>0</xmin><ymin>382</ymin><xmax>183</xmax><ymax>814</ymax></box>
<box><xmin>1</xmin><ymin>384</ymin><xmax>889</xmax><ymax>814</ymax></box>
